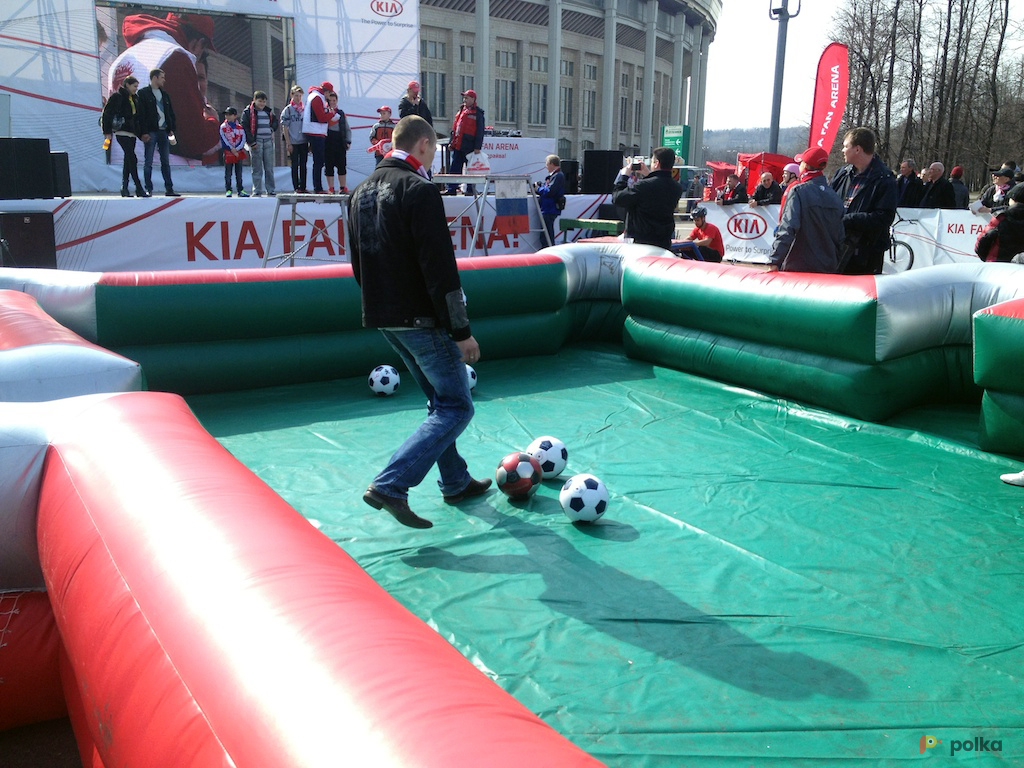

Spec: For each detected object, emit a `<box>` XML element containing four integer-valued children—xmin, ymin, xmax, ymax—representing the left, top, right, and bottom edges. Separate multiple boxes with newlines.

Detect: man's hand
<box><xmin>286</xmin><ymin>143</ymin><xmax>292</xmax><ymax>157</ymax></box>
<box><xmin>456</xmin><ymin>336</ymin><xmax>480</xmax><ymax>364</ymax></box>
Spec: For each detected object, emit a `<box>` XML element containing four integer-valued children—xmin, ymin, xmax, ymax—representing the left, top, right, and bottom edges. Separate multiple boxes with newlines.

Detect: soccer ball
<box><xmin>465</xmin><ymin>363</ymin><xmax>477</xmax><ymax>391</ymax></box>
<box><xmin>368</xmin><ymin>364</ymin><xmax>400</xmax><ymax>396</ymax></box>
<box><xmin>559</xmin><ymin>473</ymin><xmax>609</xmax><ymax>522</ymax></box>
<box><xmin>495</xmin><ymin>452</ymin><xmax>543</xmax><ymax>500</ymax></box>
<box><xmin>526</xmin><ymin>435</ymin><xmax>568</xmax><ymax>479</ymax></box>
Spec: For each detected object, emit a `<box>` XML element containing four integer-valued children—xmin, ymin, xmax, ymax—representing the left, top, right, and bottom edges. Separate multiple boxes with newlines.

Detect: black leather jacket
<box><xmin>348</xmin><ymin>156</ymin><xmax>471</xmax><ymax>340</ymax></box>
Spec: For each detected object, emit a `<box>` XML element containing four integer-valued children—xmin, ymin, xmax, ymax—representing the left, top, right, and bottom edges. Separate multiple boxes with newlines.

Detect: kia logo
<box><xmin>727</xmin><ymin>212</ymin><xmax>767</xmax><ymax>240</ymax></box>
<box><xmin>371</xmin><ymin>0</ymin><xmax>403</xmax><ymax>16</ymax></box>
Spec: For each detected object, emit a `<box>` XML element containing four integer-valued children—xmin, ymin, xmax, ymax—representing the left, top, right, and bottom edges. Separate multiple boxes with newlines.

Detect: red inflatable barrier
<box><xmin>37</xmin><ymin>392</ymin><xmax>599</xmax><ymax>767</ymax></box>
<box><xmin>0</xmin><ymin>590</ymin><xmax>65</xmax><ymax>730</ymax></box>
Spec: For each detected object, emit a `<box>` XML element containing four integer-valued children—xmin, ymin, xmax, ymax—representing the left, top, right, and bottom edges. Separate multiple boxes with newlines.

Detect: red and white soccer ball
<box><xmin>559</xmin><ymin>473</ymin><xmax>609</xmax><ymax>522</ymax></box>
<box><xmin>368</xmin><ymin>364</ymin><xmax>400</xmax><ymax>396</ymax></box>
<box><xmin>526</xmin><ymin>435</ymin><xmax>568</xmax><ymax>479</ymax></box>
<box><xmin>495</xmin><ymin>452</ymin><xmax>543</xmax><ymax>500</ymax></box>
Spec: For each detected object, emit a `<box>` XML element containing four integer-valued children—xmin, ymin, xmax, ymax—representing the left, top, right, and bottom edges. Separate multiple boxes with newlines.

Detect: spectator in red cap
<box><xmin>949</xmin><ymin>165</ymin><xmax>969</xmax><ymax>209</ymax></box>
<box><xmin>769</xmin><ymin>145</ymin><xmax>845</xmax><ymax>273</ymax></box>
<box><xmin>446</xmin><ymin>89</ymin><xmax>485</xmax><ymax>194</ymax></box>
<box><xmin>369</xmin><ymin>106</ymin><xmax>396</xmax><ymax>165</ymax></box>
<box><xmin>399</xmin><ymin>81</ymin><xmax>433</xmax><ymax>125</ymax></box>
<box><xmin>303</xmin><ymin>81</ymin><xmax>340</xmax><ymax>193</ymax></box>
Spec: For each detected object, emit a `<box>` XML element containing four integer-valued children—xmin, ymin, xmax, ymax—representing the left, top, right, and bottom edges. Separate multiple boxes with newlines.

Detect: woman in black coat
<box><xmin>102</xmin><ymin>77</ymin><xmax>149</xmax><ymax>197</ymax></box>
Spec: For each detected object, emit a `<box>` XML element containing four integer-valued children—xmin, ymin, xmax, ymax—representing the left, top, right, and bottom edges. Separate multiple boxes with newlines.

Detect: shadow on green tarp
<box><xmin>187</xmin><ymin>343</ymin><xmax>1024</xmax><ymax>767</ymax></box>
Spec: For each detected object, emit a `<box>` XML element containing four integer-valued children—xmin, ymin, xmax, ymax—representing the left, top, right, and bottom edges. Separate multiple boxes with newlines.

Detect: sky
<box><xmin>702</xmin><ymin>0</ymin><xmax>1023</xmax><ymax>132</ymax></box>
<box><xmin>703</xmin><ymin>0</ymin><xmax>840</xmax><ymax>132</ymax></box>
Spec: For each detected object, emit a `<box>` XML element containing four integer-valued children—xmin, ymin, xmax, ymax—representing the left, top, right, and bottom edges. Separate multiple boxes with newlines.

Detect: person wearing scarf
<box><xmin>768</xmin><ymin>146</ymin><xmax>845</xmax><ymax>273</ymax></box>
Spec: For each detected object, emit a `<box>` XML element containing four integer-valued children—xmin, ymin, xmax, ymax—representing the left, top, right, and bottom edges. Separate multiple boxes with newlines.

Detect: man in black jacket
<box><xmin>348</xmin><ymin>115</ymin><xmax>490</xmax><ymax>529</ymax></box>
<box><xmin>137</xmin><ymin>68</ymin><xmax>180</xmax><ymax>196</ymax></box>
<box><xmin>919</xmin><ymin>162</ymin><xmax>956</xmax><ymax>209</ymax></box>
<box><xmin>830</xmin><ymin>127</ymin><xmax>898</xmax><ymax>274</ymax></box>
<box><xmin>612</xmin><ymin>147</ymin><xmax>683</xmax><ymax>250</ymax></box>
<box><xmin>895</xmin><ymin>158</ymin><xmax>924</xmax><ymax>207</ymax></box>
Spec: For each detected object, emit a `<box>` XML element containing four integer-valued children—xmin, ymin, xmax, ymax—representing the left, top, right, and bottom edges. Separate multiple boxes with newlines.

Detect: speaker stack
<box><xmin>560</xmin><ymin>159</ymin><xmax>579</xmax><ymax>195</ymax></box>
<box><xmin>582</xmin><ymin>150</ymin><xmax>624</xmax><ymax>195</ymax></box>
<box><xmin>0</xmin><ymin>138</ymin><xmax>56</xmax><ymax>200</ymax></box>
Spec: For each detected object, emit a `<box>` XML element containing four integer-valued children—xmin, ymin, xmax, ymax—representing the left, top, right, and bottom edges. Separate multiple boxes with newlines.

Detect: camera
<box><xmin>631</xmin><ymin>161</ymin><xmax>642</xmax><ymax>170</ymax></box>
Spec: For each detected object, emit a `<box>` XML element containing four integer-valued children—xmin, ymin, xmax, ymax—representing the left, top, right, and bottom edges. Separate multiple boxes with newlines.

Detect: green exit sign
<box><xmin>660</xmin><ymin>125</ymin><xmax>689</xmax><ymax>163</ymax></box>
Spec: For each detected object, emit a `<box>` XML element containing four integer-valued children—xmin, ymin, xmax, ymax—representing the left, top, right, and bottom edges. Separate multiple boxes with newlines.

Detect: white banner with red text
<box><xmin>702</xmin><ymin>205</ymin><xmax>991</xmax><ymax>269</ymax></box>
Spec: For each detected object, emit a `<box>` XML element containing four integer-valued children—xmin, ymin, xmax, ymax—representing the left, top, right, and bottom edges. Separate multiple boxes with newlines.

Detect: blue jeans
<box><xmin>143</xmin><ymin>129</ymin><xmax>173</xmax><ymax>192</ymax></box>
<box><xmin>371</xmin><ymin>328</ymin><xmax>474</xmax><ymax>500</ymax></box>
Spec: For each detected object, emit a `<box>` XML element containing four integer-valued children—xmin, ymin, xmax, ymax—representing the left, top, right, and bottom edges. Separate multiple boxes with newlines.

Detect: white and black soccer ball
<box><xmin>559</xmin><ymin>473</ymin><xmax>609</xmax><ymax>522</ymax></box>
<box><xmin>465</xmin><ymin>363</ymin><xmax>477</xmax><ymax>391</ymax></box>
<box><xmin>526</xmin><ymin>435</ymin><xmax>568</xmax><ymax>479</ymax></box>
<box><xmin>368</xmin><ymin>364</ymin><xmax>400</xmax><ymax>396</ymax></box>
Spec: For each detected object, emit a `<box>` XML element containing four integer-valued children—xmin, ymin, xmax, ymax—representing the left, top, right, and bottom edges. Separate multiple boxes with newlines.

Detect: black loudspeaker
<box><xmin>0</xmin><ymin>211</ymin><xmax>57</xmax><ymax>268</ymax></box>
<box><xmin>561</xmin><ymin>159</ymin><xmax>579</xmax><ymax>194</ymax></box>
<box><xmin>0</xmin><ymin>138</ymin><xmax>54</xmax><ymax>200</ymax></box>
<box><xmin>51</xmin><ymin>152</ymin><xmax>72</xmax><ymax>198</ymax></box>
<box><xmin>597</xmin><ymin>203</ymin><xmax>625</xmax><ymax>221</ymax></box>
<box><xmin>582</xmin><ymin>149</ymin><xmax>623</xmax><ymax>195</ymax></box>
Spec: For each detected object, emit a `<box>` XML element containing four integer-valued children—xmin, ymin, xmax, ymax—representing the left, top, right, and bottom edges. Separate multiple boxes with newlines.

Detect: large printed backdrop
<box><xmin>1</xmin><ymin>0</ymin><xmax>421</xmax><ymax>193</ymax></box>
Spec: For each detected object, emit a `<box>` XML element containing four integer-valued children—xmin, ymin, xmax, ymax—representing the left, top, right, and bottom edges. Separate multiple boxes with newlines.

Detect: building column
<box><xmin>671</xmin><ymin>20</ymin><xmax>687</xmax><ymax>126</ymax></box>
<box><xmin>476</xmin><ymin>0</ymin><xmax>490</xmax><ymax>116</ymax></box>
<box><xmin>641</xmin><ymin>0</ymin><xmax>657</xmax><ymax>153</ymax></box>
<box><xmin>547</xmin><ymin>1</ymin><xmax>561</xmax><ymax>140</ymax></box>
<box><xmin>600</xmin><ymin>0</ymin><xmax>616</xmax><ymax>149</ymax></box>
<box><xmin>687</xmin><ymin>23</ymin><xmax>704</xmax><ymax>167</ymax></box>
<box><xmin>693</xmin><ymin>29</ymin><xmax>710</xmax><ymax>167</ymax></box>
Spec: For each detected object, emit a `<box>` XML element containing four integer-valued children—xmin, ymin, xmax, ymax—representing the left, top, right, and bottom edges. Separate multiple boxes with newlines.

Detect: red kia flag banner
<box><xmin>808</xmin><ymin>43</ymin><xmax>849</xmax><ymax>153</ymax></box>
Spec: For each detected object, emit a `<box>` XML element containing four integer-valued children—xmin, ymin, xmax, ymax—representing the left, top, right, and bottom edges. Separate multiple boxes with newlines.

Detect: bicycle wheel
<box><xmin>883</xmin><ymin>239</ymin><xmax>914</xmax><ymax>273</ymax></box>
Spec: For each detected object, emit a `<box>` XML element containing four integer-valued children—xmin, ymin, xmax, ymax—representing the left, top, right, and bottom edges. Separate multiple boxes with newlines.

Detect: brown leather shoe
<box><xmin>443</xmin><ymin>477</ymin><xmax>493</xmax><ymax>505</ymax></box>
<box><xmin>363</xmin><ymin>487</ymin><xmax>433</xmax><ymax>528</ymax></box>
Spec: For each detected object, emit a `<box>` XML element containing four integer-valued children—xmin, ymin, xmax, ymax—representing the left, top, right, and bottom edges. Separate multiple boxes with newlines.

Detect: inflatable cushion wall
<box><xmin>619</xmin><ymin>258</ymin><xmax>1024</xmax><ymax>422</ymax></box>
<box><xmin>0</xmin><ymin>290</ymin><xmax>142</xmax><ymax>401</ymax></box>
<box><xmin>90</xmin><ymin>256</ymin><xmax>569</xmax><ymax>394</ymax></box>
<box><xmin>974</xmin><ymin>298</ymin><xmax>1024</xmax><ymax>455</ymax></box>
<box><xmin>38</xmin><ymin>392</ymin><xmax>600</xmax><ymax>768</ymax></box>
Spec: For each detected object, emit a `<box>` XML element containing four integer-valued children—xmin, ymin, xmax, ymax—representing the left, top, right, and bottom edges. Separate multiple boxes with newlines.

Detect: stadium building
<box><xmin>418</xmin><ymin>0</ymin><xmax>720</xmax><ymax>167</ymax></box>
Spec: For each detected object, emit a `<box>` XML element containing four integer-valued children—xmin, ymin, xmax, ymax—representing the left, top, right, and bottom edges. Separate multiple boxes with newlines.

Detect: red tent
<box><xmin>704</xmin><ymin>161</ymin><xmax>735</xmax><ymax>201</ymax></box>
<box><xmin>736</xmin><ymin>152</ymin><xmax>796</xmax><ymax>194</ymax></box>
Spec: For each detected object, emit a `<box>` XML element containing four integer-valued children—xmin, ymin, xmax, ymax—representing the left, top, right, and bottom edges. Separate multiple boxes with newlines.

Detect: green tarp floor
<box><xmin>187</xmin><ymin>343</ymin><xmax>1024</xmax><ymax>766</ymax></box>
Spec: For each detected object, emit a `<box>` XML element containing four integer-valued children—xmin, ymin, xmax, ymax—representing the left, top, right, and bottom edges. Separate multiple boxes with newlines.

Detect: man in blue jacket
<box><xmin>830</xmin><ymin>127</ymin><xmax>898</xmax><ymax>274</ymax></box>
<box><xmin>348</xmin><ymin>116</ymin><xmax>490</xmax><ymax>528</ymax></box>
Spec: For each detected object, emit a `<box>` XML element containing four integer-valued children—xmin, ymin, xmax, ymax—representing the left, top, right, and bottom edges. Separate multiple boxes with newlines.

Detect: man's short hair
<box><xmin>726</xmin><ymin>173</ymin><xmax>740</xmax><ymax>182</ymax></box>
<box><xmin>652</xmin><ymin>147</ymin><xmax>675</xmax><ymax>170</ymax></box>
<box><xmin>546</xmin><ymin>154</ymin><xmax>560</xmax><ymax>167</ymax></box>
<box><xmin>844</xmin><ymin>127</ymin><xmax>877</xmax><ymax>155</ymax></box>
<box><xmin>253</xmin><ymin>90</ymin><xmax>268</xmax><ymax>101</ymax></box>
<box><xmin>392</xmin><ymin>115</ymin><xmax>435</xmax><ymax>151</ymax></box>
<box><xmin>901</xmin><ymin>158</ymin><xmax>917</xmax><ymax>170</ymax></box>
<box><xmin>149</xmin><ymin>68</ymin><xmax>164</xmax><ymax>81</ymax></box>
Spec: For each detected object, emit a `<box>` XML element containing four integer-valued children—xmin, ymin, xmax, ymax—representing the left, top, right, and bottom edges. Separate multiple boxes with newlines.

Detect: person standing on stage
<box><xmin>281</xmin><ymin>85</ymin><xmax>308</xmax><ymax>193</ymax></box>
<box><xmin>446</xmin><ymin>89</ymin><xmax>485</xmax><ymax>195</ymax></box>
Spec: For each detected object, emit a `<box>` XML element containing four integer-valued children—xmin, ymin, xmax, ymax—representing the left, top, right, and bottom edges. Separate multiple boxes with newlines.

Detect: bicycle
<box><xmin>883</xmin><ymin>212</ymin><xmax>916</xmax><ymax>273</ymax></box>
